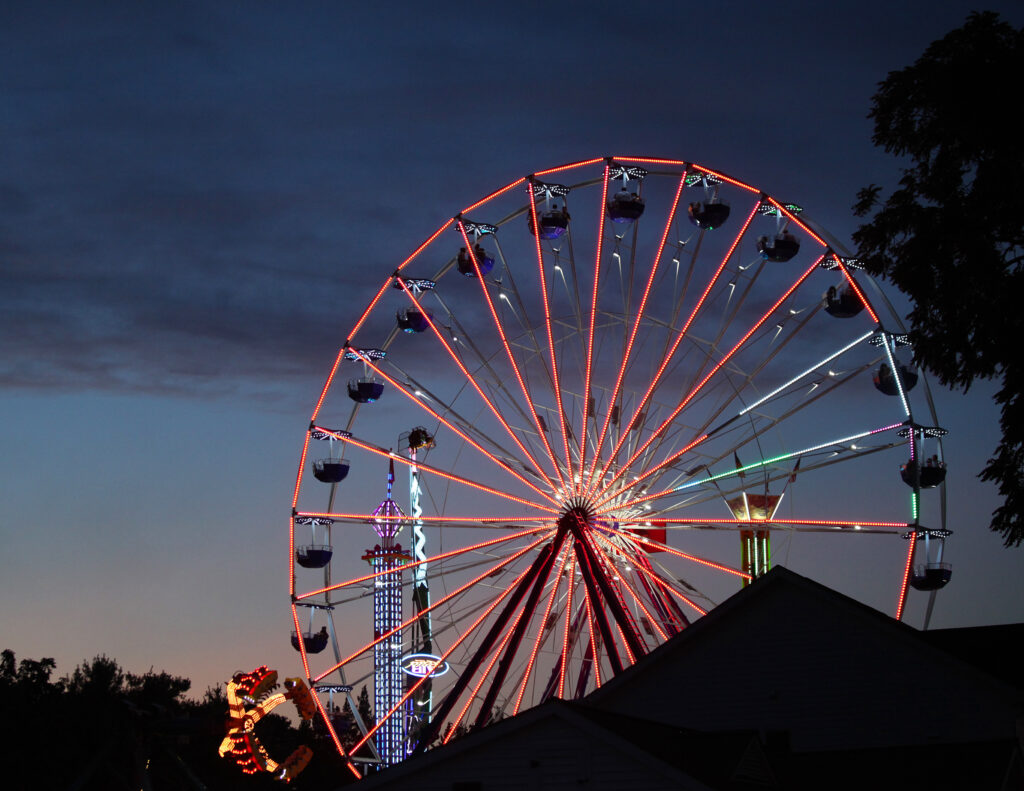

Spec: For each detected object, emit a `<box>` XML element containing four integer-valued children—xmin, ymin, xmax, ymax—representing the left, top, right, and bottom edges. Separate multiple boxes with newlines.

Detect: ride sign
<box><xmin>400</xmin><ymin>653</ymin><xmax>450</xmax><ymax>678</ymax></box>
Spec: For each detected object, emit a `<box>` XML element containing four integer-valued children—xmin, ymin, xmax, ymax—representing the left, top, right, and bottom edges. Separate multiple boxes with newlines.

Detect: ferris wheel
<box><xmin>288</xmin><ymin>156</ymin><xmax>950</xmax><ymax>777</ymax></box>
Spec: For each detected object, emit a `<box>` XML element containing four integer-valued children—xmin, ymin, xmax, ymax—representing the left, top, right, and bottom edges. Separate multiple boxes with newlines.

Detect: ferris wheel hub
<box><xmin>558</xmin><ymin>497</ymin><xmax>597</xmax><ymax>533</ymax></box>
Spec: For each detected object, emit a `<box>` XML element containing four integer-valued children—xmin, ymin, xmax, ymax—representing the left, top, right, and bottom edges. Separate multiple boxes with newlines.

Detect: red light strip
<box><xmin>396</xmin><ymin>278</ymin><xmax>560</xmax><ymax>493</ymax></box>
<box><xmin>394</xmin><ymin>218</ymin><xmax>456</xmax><ymax>274</ymax></box>
<box><xmin>594</xmin><ymin>198</ymin><xmax>762</xmax><ymax>486</ymax></box>
<box><xmin>534</xmin><ymin>157</ymin><xmax>605</xmax><ymax>178</ymax></box>
<box><xmin>291</xmin><ymin>433</ymin><xmax>311</xmax><ymax>512</ymax></box>
<box><xmin>315</xmin><ymin>533</ymin><xmax>550</xmax><ymax>681</ymax></box>
<box><xmin>354</xmin><ymin>349</ymin><xmax>559</xmax><ymax>505</ymax></box>
<box><xmin>310</xmin><ymin>347</ymin><xmax>346</xmax><ymax>423</ymax></box>
<box><xmin>578</xmin><ymin>163</ymin><xmax>612</xmax><ymax>492</ymax></box>
<box><xmin>310</xmin><ymin>689</ymin><xmax>360</xmax><ymax>779</ymax></box>
<box><xmin>612</xmin><ymin>156</ymin><xmax>685</xmax><ymax>167</ymax></box>
<box><xmin>590</xmin><ymin>534</ymin><xmax>668</xmax><ymax>642</ymax></box>
<box><xmin>289</xmin><ymin>514</ymin><xmax>298</xmax><ymax>598</ymax></box>
<box><xmin>896</xmin><ymin>536</ymin><xmax>915</xmax><ymax>620</ymax></box>
<box><xmin>348</xmin><ymin>563</ymin><xmax>535</xmax><ymax>757</ymax></box>
<box><xmin>833</xmin><ymin>252</ymin><xmax>880</xmax><ymax>324</ymax></box>
<box><xmin>295</xmin><ymin>525</ymin><xmax>552</xmax><ymax>600</ymax></box>
<box><xmin>600</xmin><ymin>255</ymin><xmax>823</xmax><ymax>494</ymax></box>
<box><xmin>690</xmin><ymin>164</ymin><xmax>762</xmax><ymax>195</ymax></box>
<box><xmin>291</xmin><ymin>605</ymin><xmax>311</xmax><ymax>679</ymax></box>
<box><xmin>601</xmin><ymin>523</ymin><xmax>750</xmax><ymax>579</ymax></box>
<box><xmin>614</xmin><ymin>621</ymin><xmax>636</xmax><ymax>666</ymax></box>
<box><xmin>455</xmin><ymin>224</ymin><xmax>566</xmax><ymax>492</ymax></box>
<box><xmin>583</xmin><ymin>591</ymin><xmax>601</xmax><ymax>688</ymax></box>
<box><xmin>767</xmin><ymin>197</ymin><xmax>826</xmax><ymax>247</ymax></box>
<box><xmin>461</xmin><ymin>178</ymin><xmax>527</xmax><ymax>215</ymax></box>
<box><xmin>517</xmin><ymin>194</ymin><xmax>570</xmax><ymax>491</ymax></box>
<box><xmin>525</xmin><ymin>187</ymin><xmax>576</xmax><ymax>488</ymax></box>
<box><xmin>578</xmin><ymin>527</ymin><xmax>644</xmax><ymax>662</ymax></box>
<box><xmin>590</xmin><ymin>434</ymin><xmax>708</xmax><ymax>512</ymax></box>
<box><xmin>557</xmin><ymin>554</ymin><xmax>577</xmax><ymax>698</ymax></box>
<box><xmin>527</xmin><ymin>187</ymin><xmax>575</xmax><ymax>489</ymax></box>
<box><xmin>513</xmin><ymin>548</ymin><xmax>570</xmax><ymax>714</ymax></box>
<box><xmin>297</xmin><ymin>510</ymin><xmax>548</xmax><ymax>525</ymax></box>
<box><xmin>318</xmin><ymin>428</ymin><xmax>557</xmax><ymax>512</ymax></box>
<box><xmin>444</xmin><ymin>596</ymin><xmax>530</xmax><ymax>742</ymax></box>
<box><xmin>596</xmin><ymin>517</ymin><xmax>908</xmax><ymax>528</ymax></box>
<box><xmin>585</xmin><ymin>171</ymin><xmax>688</xmax><ymax>495</ymax></box>
<box><xmin>625</xmin><ymin>554</ymin><xmax>708</xmax><ymax>616</ymax></box>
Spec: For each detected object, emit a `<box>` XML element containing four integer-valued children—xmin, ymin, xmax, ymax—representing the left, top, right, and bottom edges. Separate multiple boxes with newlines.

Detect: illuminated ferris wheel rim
<box><xmin>288</xmin><ymin>155</ymin><xmax>949</xmax><ymax>778</ymax></box>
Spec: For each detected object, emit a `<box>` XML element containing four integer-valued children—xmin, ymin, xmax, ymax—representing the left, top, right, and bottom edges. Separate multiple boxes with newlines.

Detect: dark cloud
<box><xmin>2</xmin><ymin>0</ymin><xmax>1021</xmax><ymax>405</ymax></box>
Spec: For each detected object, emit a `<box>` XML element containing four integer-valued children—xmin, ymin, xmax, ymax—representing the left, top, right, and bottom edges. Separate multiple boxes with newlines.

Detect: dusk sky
<box><xmin>2</xmin><ymin>1</ymin><xmax>1022</xmax><ymax>702</ymax></box>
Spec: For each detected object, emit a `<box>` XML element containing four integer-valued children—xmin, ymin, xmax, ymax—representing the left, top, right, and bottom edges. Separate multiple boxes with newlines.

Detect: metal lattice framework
<box><xmin>288</xmin><ymin>157</ymin><xmax>950</xmax><ymax>779</ymax></box>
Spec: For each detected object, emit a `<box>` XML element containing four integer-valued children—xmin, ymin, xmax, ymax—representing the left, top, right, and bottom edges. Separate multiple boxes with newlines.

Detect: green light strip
<box><xmin>674</xmin><ymin>422</ymin><xmax>905</xmax><ymax>493</ymax></box>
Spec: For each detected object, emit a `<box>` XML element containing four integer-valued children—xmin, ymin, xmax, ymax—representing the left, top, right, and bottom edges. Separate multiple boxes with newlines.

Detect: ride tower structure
<box><xmin>361</xmin><ymin>460</ymin><xmax>410</xmax><ymax>767</ymax></box>
<box><xmin>401</xmin><ymin>427</ymin><xmax>436</xmax><ymax>753</ymax></box>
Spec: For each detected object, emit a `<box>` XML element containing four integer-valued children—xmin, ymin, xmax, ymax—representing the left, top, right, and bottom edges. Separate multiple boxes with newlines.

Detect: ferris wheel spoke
<box><xmin>626</xmin><ymin>356</ymin><xmax>875</xmax><ymax>499</ymax></box>
<box><xmin>586</xmin><ymin>172</ymin><xmax>688</xmax><ymax>492</ymax></box>
<box><xmin>715</xmin><ymin>329</ymin><xmax>878</xmax><ymax>436</ymax></box>
<box><xmin>669</xmin><ymin>420</ymin><xmax>906</xmax><ymax>495</ymax></box>
<box><xmin>443</xmin><ymin>601</ymin><xmax>529</xmax><ymax>742</ymax></box>
<box><xmin>830</xmin><ymin>252</ymin><xmax>880</xmax><ymax>324</ymax></box>
<box><xmin>527</xmin><ymin>185</ymin><xmax>578</xmax><ymax>488</ymax></box>
<box><xmin>590</xmin><ymin>532</ymin><xmax>686</xmax><ymax>634</ymax></box>
<box><xmin>631</xmin><ymin>552</ymin><xmax>692</xmax><ymax>631</ymax></box>
<box><xmin>470</xmin><ymin>537</ymin><xmax>566</xmax><ymax>729</ymax></box>
<box><xmin>598</xmin><ymin>255</ymin><xmax>825</xmax><ymax>498</ymax></box>
<box><xmin>310</xmin><ymin>533</ymin><xmax>553</xmax><ymax>681</ymax></box>
<box><xmin>454</xmin><ymin>221</ymin><xmax>570</xmax><ymax>491</ymax></box>
<box><xmin>314</xmin><ymin>427</ymin><xmax>558</xmax><ymax>513</ymax></box>
<box><xmin>594</xmin><ymin>198</ymin><xmax>763</xmax><ymax>490</ymax></box>
<box><xmin>350</xmin><ymin>558</ymin><xmax>542</xmax><ymax>769</ymax></box>
<box><xmin>605</xmin><ymin>429</ymin><xmax>902</xmax><ymax>519</ymax></box>
<box><xmin>555</xmin><ymin>554</ymin><xmax>578</xmax><ymax>698</ymax></box>
<box><xmin>597</xmin><ymin>522</ymin><xmax>750</xmax><ymax>580</ymax></box>
<box><xmin>426</xmin><ymin>288</ymin><xmax>533</xmax><ymax>425</ymax></box>
<box><xmin>411</xmin><ymin>529</ymin><xmax>568</xmax><ymax>754</ymax></box>
<box><xmin>296</xmin><ymin>511</ymin><xmax>550</xmax><ymax>529</ymax></box>
<box><xmin>577</xmin><ymin>163</ymin><xmax>612</xmax><ymax>492</ymax></box>
<box><xmin>572</xmin><ymin>542</ymin><xmax>624</xmax><ymax>675</ymax></box>
<box><xmin>350</xmin><ymin>352</ymin><xmax>559</xmax><ymax>505</ymax></box>
<box><xmin>511</xmin><ymin>548</ymin><xmax>571</xmax><ymax>714</ymax></box>
<box><xmin>490</xmin><ymin>235</ymin><xmax>551</xmax><ymax>375</ymax></box>
<box><xmin>589</xmin><ymin>536</ymin><xmax>669</xmax><ymax>645</ymax></box>
<box><xmin>394</xmin><ymin>279</ymin><xmax>562</xmax><ymax>492</ymax></box>
<box><xmin>631</xmin><ymin>557</ymin><xmax>709</xmax><ymax>617</ymax></box>
<box><xmin>295</xmin><ymin>525</ymin><xmax>552</xmax><ymax>602</ymax></box>
<box><xmin>643</xmin><ymin>300</ymin><xmax>824</xmax><ymax>473</ymax></box>
<box><xmin>393</xmin><ymin>336</ymin><xmax>552</xmax><ymax>473</ymax></box>
<box><xmin>896</xmin><ymin>534</ymin><xmax>916</xmax><ymax>620</ymax></box>
<box><xmin>571</xmin><ymin>522</ymin><xmax>647</xmax><ymax>662</ymax></box>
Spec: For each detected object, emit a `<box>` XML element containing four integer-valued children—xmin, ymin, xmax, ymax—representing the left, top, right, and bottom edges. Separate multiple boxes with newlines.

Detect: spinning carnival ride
<box><xmin>288</xmin><ymin>157</ymin><xmax>951</xmax><ymax>778</ymax></box>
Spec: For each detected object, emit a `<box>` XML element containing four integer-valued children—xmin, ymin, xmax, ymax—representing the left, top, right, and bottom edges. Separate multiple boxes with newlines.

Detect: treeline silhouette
<box><xmin>1</xmin><ymin>649</ymin><xmax>353</xmax><ymax>790</ymax></box>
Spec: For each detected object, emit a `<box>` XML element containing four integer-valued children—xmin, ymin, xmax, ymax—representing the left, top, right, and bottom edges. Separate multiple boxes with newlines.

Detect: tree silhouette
<box><xmin>853</xmin><ymin>11</ymin><xmax>1024</xmax><ymax>546</ymax></box>
<box><xmin>0</xmin><ymin>649</ymin><xmax>361</xmax><ymax>790</ymax></box>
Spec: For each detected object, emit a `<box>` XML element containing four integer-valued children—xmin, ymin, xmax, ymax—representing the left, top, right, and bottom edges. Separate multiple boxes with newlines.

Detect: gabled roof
<box><xmin>587</xmin><ymin>565</ymin><xmax>1020</xmax><ymax>708</ymax></box>
<box><xmin>352</xmin><ymin>698</ymin><xmax>722</xmax><ymax>790</ymax></box>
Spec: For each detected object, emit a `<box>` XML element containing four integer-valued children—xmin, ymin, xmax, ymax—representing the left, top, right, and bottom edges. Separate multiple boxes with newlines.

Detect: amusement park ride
<box><xmin>223</xmin><ymin>157</ymin><xmax>953</xmax><ymax>782</ymax></box>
